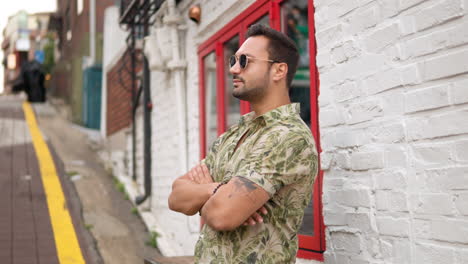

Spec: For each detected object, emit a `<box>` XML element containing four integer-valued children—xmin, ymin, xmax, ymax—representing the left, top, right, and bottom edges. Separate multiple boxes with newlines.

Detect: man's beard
<box><xmin>232</xmin><ymin>84</ymin><xmax>265</xmax><ymax>101</ymax></box>
<box><xmin>232</xmin><ymin>74</ymin><xmax>269</xmax><ymax>102</ymax></box>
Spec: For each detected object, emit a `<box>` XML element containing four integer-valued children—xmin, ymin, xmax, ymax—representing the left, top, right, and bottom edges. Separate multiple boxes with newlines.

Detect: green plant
<box><xmin>84</xmin><ymin>224</ymin><xmax>93</xmax><ymax>230</ymax></box>
<box><xmin>43</xmin><ymin>33</ymin><xmax>55</xmax><ymax>74</ymax></box>
<box><xmin>112</xmin><ymin>177</ymin><xmax>132</xmax><ymax>202</ymax></box>
<box><xmin>66</xmin><ymin>171</ymin><xmax>79</xmax><ymax>177</ymax></box>
<box><xmin>113</xmin><ymin>177</ymin><xmax>126</xmax><ymax>193</ymax></box>
<box><xmin>131</xmin><ymin>207</ymin><xmax>139</xmax><ymax>216</ymax></box>
<box><xmin>116</xmin><ymin>182</ymin><xmax>125</xmax><ymax>193</ymax></box>
<box><xmin>146</xmin><ymin>231</ymin><xmax>160</xmax><ymax>248</ymax></box>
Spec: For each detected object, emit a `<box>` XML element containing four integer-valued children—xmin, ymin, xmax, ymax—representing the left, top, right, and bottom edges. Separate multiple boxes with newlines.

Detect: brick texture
<box><xmin>317</xmin><ymin>0</ymin><xmax>468</xmax><ymax>262</ymax></box>
<box><xmin>106</xmin><ymin>50</ymin><xmax>142</xmax><ymax>136</ymax></box>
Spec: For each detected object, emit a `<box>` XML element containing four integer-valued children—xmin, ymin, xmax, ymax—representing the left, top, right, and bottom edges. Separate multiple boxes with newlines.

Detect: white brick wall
<box><xmin>317</xmin><ymin>0</ymin><xmax>468</xmax><ymax>263</ymax></box>
<box><xmin>149</xmin><ymin>69</ymin><xmax>194</xmax><ymax>256</ymax></box>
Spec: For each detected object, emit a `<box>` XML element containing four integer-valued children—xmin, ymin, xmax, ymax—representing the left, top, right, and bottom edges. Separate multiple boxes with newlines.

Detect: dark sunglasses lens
<box><xmin>229</xmin><ymin>56</ymin><xmax>236</xmax><ymax>67</ymax></box>
<box><xmin>239</xmin><ymin>54</ymin><xmax>247</xmax><ymax>68</ymax></box>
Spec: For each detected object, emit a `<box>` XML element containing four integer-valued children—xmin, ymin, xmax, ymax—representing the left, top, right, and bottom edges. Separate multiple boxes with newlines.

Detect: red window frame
<box><xmin>198</xmin><ymin>0</ymin><xmax>324</xmax><ymax>260</ymax></box>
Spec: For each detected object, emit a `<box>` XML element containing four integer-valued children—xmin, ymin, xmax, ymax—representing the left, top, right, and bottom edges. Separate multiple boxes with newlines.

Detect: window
<box><xmin>282</xmin><ymin>0</ymin><xmax>313</xmax><ymax>236</ymax></box>
<box><xmin>77</xmin><ymin>0</ymin><xmax>84</xmax><ymax>15</ymax></box>
<box><xmin>198</xmin><ymin>0</ymin><xmax>324</xmax><ymax>260</ymax></box>
<box><xmin>223</xmin><ymin>36</ymin><xmax>241</xmax><ymax>128</ymax></box>
<box><xmin>204</xmin><ymin>52</ymin><xmax>217</xmax><ymax>150</ymax></box>
<box><xmin>65</xmin><ymin>7</ymin><xmax>71</xmax><ymax>42</ymax></box>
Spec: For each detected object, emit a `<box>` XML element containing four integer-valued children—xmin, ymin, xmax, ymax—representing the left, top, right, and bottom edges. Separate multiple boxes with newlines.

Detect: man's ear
<box><xmin>272</xmin><ymin>63</ymin><xmax>288</xmax><ymax>82</ymax></box>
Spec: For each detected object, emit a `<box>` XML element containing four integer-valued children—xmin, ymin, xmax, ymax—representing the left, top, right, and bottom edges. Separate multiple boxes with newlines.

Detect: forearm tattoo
<box><xmin>228</xmin><ymin>177</ymin><xmax>258</xmax><ymax>202</ymax></box>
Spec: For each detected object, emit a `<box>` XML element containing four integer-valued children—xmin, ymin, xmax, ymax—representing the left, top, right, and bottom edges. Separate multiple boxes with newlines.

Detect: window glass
<box><xmin>224</xmin><ymin>35</ymin><xmax>241</xmax><ymax>129</ymax></box>
<box><xmin>77</xmin><ymin>0</ymin><xmax>83</xmax><ymax>14</ymax></box>
<box><xmin>204</xmin><ymin>52</ymin><xmax>217</xmax><ymax>151</ymax></box>
<box><xmin>252</xmin><ymin>15</ymin><xmax>270</xmax><ymax>27</ymax></box>
<box><xmin>281</xmin><ymin>0</ymin><xmax>313</xmax><ymax>236</ymax></box>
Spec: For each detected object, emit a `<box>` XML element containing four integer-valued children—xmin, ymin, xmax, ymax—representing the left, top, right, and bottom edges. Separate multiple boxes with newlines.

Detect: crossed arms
<box><xmin>168</xmin><ymin>164</ymin><xmax>270</xmax><ymax>231</ymax></box>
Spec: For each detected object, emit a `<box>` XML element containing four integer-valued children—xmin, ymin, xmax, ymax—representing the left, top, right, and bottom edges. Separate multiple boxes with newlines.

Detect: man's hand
<box><xmin>168</xmin><ymin>163</ymin><xmax>217</xmax><ymax>215</ymax></box>
<box><xmin>242</xmin><ymin>206</ymin><xmax>268</xmax><ymax>226</ymax></box>
<box><xmin>188</xmin><ymin>164</ymin><xmax>213</xmax><ymax>184</ymax></box>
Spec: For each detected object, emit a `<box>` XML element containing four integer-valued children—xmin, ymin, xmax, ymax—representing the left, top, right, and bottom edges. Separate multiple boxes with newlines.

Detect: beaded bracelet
<box><xmin>212</xmin><ymin>181</ymin><xmax>227</xmax><ymax>195</ymax></box>
<box><xmin>199</xmin><ymin>181</ymin><xmax>228</xmax><ymax>216</ymax></box>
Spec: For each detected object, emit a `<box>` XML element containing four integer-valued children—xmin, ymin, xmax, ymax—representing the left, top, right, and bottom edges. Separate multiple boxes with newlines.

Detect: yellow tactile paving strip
<box><xmin>23</xmin><ymin>102</ymin><xmax>86</xmax><ymax>264</ymax></box>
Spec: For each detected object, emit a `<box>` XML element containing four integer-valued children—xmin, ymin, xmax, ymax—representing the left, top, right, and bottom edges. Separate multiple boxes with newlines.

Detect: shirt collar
<box><xmin>238</xmin><ymin>103</ymin><xmax>301</xmax><ymax>127</ymax></box>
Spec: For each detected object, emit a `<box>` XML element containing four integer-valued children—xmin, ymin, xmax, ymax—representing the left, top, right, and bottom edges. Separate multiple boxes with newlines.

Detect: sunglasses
<box><xmin>229</xmin><ymin>54</ymin><xmax>280</xmax><ymax>69</ymax></box>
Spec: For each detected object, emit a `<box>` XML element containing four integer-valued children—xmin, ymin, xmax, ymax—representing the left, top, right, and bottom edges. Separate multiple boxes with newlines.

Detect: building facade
<box><xmin>51</xmin><ymin>0</ymin><xmax>115</xmax><ymax>123</ymax></box>
<box><xmin>2</xmin><ymin>11</ymin><xmax>55</xmax><ymax>94</ymax></box>
<box><xmin>102</xmin><ymin>0</ymin><xmax>468</xmax><ymax>263</ymax></box>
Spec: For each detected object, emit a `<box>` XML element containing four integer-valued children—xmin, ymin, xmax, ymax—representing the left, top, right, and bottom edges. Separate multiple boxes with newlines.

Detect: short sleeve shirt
<box><xmin>194</xmin><ymin>103</ymin><xmax>318</xmax><ymax>264</ymax></box>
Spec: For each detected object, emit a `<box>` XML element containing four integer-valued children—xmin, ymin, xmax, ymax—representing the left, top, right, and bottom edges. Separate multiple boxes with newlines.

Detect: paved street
<box><xmin>0</xmin><ymin>95</ymin><xmax>96</xmax><ymax>263</ymax></box>
<box><xmin>0</xmin><ymin>94</ymin><xmax>194</xmax><ymax>264</ymax></box>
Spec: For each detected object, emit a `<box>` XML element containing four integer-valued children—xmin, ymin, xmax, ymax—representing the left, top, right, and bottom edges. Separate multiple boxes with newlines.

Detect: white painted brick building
<box><xmin>101</xmin><ymin>0</ymin><xmax>468</xmax><ymax>263</ymax></box>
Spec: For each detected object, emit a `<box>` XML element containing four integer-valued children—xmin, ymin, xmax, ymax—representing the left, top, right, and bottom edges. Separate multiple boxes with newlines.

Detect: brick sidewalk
<box><xmin>0</xmin><ymin>96</ymin><xmax>94</xmax><ymax>264</ymax></box>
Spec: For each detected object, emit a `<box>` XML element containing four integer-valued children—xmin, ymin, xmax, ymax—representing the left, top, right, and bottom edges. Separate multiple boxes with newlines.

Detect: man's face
<box><xmin>229</xmin><ymin>36</ymin><xmax>272</xmax><ymax>102</ymax></box>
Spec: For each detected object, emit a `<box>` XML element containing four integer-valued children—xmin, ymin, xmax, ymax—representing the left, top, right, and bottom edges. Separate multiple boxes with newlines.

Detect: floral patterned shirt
<box><xmin>195</xmin><ymin>103</ymin><xmax>318</xmax><ymax>264</ymax></box>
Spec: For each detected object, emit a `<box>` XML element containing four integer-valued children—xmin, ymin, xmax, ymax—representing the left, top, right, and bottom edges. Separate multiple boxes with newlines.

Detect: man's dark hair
<box><xmin>246</xmin><ymin>24</ymin><xmax>299</xmax><ymax>89</ymax></box>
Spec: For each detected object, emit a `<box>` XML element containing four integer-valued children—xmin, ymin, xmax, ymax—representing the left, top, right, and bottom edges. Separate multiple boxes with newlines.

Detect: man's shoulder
<box><xmin>267</xmin><ymin>116</ymin><xmax>314</xmax><ymax>142</ymax></box>
<box><xmin>252</xmin><ymin>121</ymin><xmax>317</xmax><ymax>162</ymax></box>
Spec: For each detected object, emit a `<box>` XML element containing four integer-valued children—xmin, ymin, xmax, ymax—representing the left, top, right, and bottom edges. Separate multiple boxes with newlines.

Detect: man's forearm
<box><xmin>200</xmin><ymin>176</ymin><xmax>271</xmax><ymax>231</ymax></box>
<box><xmin>168</xmin><ymin>179</ymin><xmax>218</xmax><ymax>216</ymax></box>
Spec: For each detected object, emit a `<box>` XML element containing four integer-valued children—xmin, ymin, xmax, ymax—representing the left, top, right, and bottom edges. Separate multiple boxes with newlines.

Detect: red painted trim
<box><xmin>199</xmin><ymin>55</ymin><xmax>207</xmax><ymax>160</ymax></box>
<box><xmin>297</xmin><ymin>0</ymin><xmax>326</xmax><ymax>258</ymax></box>
<box><xmin>240</xmin><ymin>100</ymin><xmax>250</xmax><ymax>115</ymax></box>
<box><xmin>216</xmin><ymin>42</ymin><xmax>226</xmax><ymax>135</ymax></box>
<box><xmin>297</xmin><ymin>171</ymin><xmax>323</xmax><ymax>249</ymax></box>
<box><xmin>270</xmin><ymin>1</ymin><xmax>281</xmax><ymax>29</ymax></box>
<box><xmin>199</xmin><ymin>53</ymin><xmax>210</xmax><ymax>229</ymax></box>
<box><xmin>319</xmin><ymin>172</ymin><xmax>326</xmax><ymax>251</ymax></box>
<box><xmin>297</xmin><ymin>250</ymin><xmax>324</xmax><ymax>261</ymax></box>
<box><xmin>309</xmin><ymin>2</ymin><xmax>320</xmax><ymax>147</ymax></box>
<box><xmin>199</xmin><ymin>42</ymin><xmax>216</xmax><ymax>59</ymax></box>
<box><xmin>218</xmin><ymin>24</ymin><xmax>242</xmax><ymax>44</ymax></box>
<box><xmin>309</xmin><ymin>0</ymin><xmax>326</xmax><ymax>252</ymax></box>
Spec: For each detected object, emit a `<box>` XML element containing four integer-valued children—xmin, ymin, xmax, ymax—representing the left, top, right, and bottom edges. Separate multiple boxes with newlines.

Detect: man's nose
<box><xmin>229</xmin><ymin>61</ymin><xmax>241</xmax><ymax>75</ymax></box>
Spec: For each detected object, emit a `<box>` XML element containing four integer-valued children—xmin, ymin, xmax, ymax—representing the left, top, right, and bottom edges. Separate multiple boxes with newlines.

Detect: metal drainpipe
<box><xmin>89</xmin><ymin>0</ymin><xmax>96</xmax><ymax>65</ymax></box>
<box><xmin>131</xmin><ymin>25</ymin><xmax>137</xmax><ymax>182</ymax></box>
<box><xmin>136</xmin><ymin>54</ymin><xmax>151</xmax><ymax>205</ymax></box>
